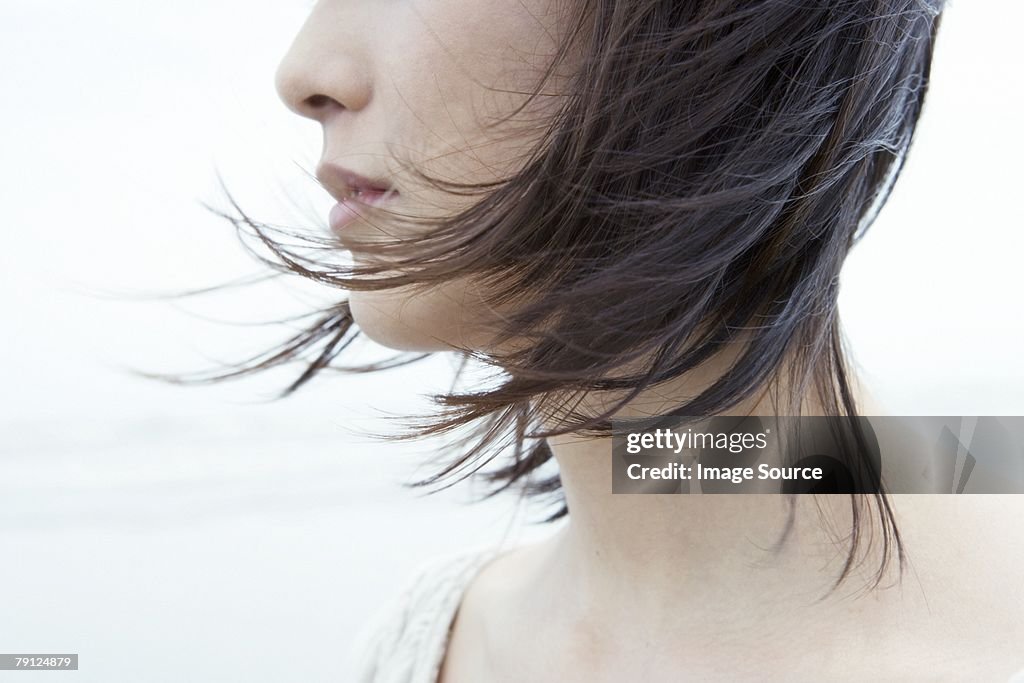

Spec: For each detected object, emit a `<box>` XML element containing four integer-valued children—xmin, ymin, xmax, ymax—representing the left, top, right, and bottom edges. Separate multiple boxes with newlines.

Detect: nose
<box><xmin>274</xmin><ymin>9</ymin><xmax>373</xmax><ymax>123</ymax></box>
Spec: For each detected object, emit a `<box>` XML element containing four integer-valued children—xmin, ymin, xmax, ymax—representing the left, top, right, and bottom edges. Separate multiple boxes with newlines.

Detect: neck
<box><xmin>532</xmin><ymin>358</ymin><xmax>887</xmax><ymax>632</ymax></box>
<box><xmin>547</xmin><ymin>437</ymin><xmax>865</xmax><ymax>615</ymax></box>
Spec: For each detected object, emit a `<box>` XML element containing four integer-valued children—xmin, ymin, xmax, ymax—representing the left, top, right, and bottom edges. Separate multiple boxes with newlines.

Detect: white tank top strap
<box><xmin>348</xmin><ymin>545</ymin><xmax>502</xmax><ymax>683</ymax></box>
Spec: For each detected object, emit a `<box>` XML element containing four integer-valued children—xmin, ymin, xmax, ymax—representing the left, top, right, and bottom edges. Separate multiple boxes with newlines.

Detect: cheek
<box><xmin>353</xmin><ymin>0</ymin><xmax>566</xmax><ymax>353</ymax></box>
<box><xmin>385</xmin><ymin>0</ymin><xmax>568</xmax><ymax>186</ymax></box>
<box><xmin>348</xmin><ymin>278</ymin><xmax>500</xmax><ymax>352</ymax></box>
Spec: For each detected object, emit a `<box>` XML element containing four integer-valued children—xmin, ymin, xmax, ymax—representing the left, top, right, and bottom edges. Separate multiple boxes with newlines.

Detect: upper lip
<box><xmin>315</xmin><ymin>162</ymin><xmax>396</xmax><ymax>203</ymax></box>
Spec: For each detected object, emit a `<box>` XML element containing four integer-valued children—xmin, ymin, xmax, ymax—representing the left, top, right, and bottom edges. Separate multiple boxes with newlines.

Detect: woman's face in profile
<box><xmin>274</xmin><ymin>0</ymin><xmax>575</xmax><ymax>352</ymax></box>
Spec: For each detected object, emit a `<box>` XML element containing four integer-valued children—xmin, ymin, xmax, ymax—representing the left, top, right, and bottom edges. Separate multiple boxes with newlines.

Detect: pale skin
<box><xmin>274</xmin><ymin>1</ymin><xmax>1024</xmax><ymax>679</ymax></box>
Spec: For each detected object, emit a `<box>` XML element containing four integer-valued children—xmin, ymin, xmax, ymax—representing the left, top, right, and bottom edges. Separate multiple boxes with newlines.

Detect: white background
<box><xmin>1</xmin><ymin>1</ymin><xmax>1021</xmax><ymax>680</ymax></box>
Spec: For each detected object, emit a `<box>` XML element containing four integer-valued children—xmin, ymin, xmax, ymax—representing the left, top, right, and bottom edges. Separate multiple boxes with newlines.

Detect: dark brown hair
<box><xmin>141</xmin><ymin>0</ymin><xmax>946</xmax><ymax>593</ymax></box>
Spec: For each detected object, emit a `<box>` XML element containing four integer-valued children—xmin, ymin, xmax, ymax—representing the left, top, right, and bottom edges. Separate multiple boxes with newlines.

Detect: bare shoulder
<box><xmin>439</xmin><ymin>538</ymin><xmax>553</xmax><ymax>683</ymax></box>
<box><xmin>443</xmin><ymin>503</ymin><xmax>1024</xmax><ymax>680</ymax></box>
<box><xmin>446</xmin><ymin>534</ymin><xmax>553</xmax><ymax>635</ymax></box>
<box><xmin>879</xmin><ymin>495</ymin><xmax>1024</xmax><ymax>674</ymax></box>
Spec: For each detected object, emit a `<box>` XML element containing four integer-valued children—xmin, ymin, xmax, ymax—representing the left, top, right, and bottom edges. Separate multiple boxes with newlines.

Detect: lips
<box><xmin>316</xmin><ymin>163</ymin><xmax>395</xmax><ymax>201</ymax></box>
<box><xmin>328</xmin><ymin>190</ymin><xmax>396</xmax><ymax>237</ymax></box>
<box><xmin>316</xmin><ymin>162</ymin><xmax>398</xmax><ymax>238</ymax></box>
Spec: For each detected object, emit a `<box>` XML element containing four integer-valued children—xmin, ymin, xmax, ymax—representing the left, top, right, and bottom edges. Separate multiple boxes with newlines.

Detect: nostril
<box><xmin>306</xmin><ymin>94</ymin><xmax>334</xmax><ymax>111</ymax></box>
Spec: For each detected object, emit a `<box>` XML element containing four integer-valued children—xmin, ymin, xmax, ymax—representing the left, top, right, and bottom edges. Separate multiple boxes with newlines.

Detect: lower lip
<box><xmin>328</xmin><ymin>191</ymin><xmax>396</xmax><ymax>236</ymax></box>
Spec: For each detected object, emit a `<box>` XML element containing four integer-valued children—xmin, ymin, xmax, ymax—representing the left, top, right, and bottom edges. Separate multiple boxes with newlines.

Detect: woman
<box><xmin>180</xmin><ymin>0</ymin><xmax>1024</xmax><ymax>679</ymax></box>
